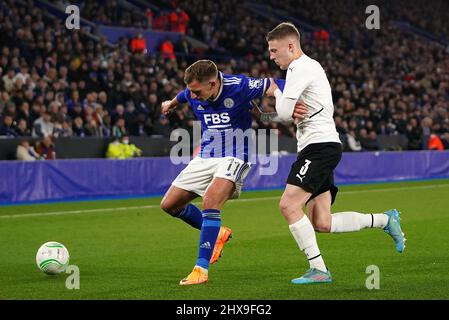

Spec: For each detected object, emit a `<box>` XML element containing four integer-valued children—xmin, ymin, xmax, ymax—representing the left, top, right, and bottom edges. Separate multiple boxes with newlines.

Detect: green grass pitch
<box><xmin>1</xmin><ymin>179</ymin><xmax>449</xmax><ymax>300</ymax></box>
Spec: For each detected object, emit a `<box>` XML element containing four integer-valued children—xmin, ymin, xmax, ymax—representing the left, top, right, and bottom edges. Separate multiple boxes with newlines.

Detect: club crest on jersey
<box><xmin>224</xmin><ymin>98</ymin><xmax>234</xmax><ymax>108</ymax></box>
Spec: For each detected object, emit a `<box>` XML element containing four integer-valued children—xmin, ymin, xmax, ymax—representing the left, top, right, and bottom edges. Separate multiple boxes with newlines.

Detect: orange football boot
<box><xmin>179</xmin><ymin>266</ymin><xmax>208</xmax><ymax>285</ymax></box>
<box><xmin>210</xmin><ymin>226</ymin><xmax>232</xmax><ymax>264</ymax></box>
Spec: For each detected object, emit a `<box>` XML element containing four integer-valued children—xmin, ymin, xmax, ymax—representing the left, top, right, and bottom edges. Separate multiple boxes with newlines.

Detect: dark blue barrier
<box><xmin>0</xmin><ymin>158</ymin><xmax>182</xmax><ymax>204</ymax></box>
<box><xmin>391</xmin><ymin>21</ymin><xmax>448</xmax><ymax>47</ymax></box>
<box><xmin>98</xmin><ymin>26</ymin><xmax>182</xmax><ymax>52</ymax></box>
<box><xmin>1</xmin><ymin>151</ymin><xmax>449</xmax><ymax>204</ymax></box>
<box><xmin>335</xmin><ymin>151</ymin><xmax>449</xmax><ymax>183</ymax></box>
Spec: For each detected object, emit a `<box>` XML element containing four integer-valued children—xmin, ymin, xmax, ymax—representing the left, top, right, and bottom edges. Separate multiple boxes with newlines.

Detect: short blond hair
<box><xmin>266</xmin><ymin>22</ymin><xmax>300</xmax><ymax>42</ymax></box>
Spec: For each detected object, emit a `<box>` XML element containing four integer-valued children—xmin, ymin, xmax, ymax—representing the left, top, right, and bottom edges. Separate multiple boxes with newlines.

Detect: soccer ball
<box><xmin>36</xmin><ymin>241</ymin><xmax>70</xmax><ymax>275</ymax></box>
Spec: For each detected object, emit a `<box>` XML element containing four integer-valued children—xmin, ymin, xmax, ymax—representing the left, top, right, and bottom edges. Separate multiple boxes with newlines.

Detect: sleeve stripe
<box><xmin>223</xmin><ymin>80</ymin><xmax>241</xmax><ymax>84</ymax></box>
<box><xmin>224</xmin><ymin>76</ymin><xmax>241</xmax><ymax>81</ymax></box>
<box><xmin>223</xmin><ymin>79</ymin><xmax>241</xmax><ymax>84</ymax></box>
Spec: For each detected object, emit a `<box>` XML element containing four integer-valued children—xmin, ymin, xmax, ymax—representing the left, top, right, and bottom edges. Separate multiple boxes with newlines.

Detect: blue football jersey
<box><xmin>177</xmin><ymin>72</ymin><xmax>284</xmax><ymax>161</ymax></box>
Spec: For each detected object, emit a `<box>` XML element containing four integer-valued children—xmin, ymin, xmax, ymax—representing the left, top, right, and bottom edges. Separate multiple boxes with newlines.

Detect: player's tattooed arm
<box><xmin>260</xmin><ymin>112</ymin><xmax>279</xmax><ymax>122</ymax></box>
<box><xmin>252</xmin><ymin>100</ymin><xmax>308</xmax><ymax>123</ymax></box>
<box><xmin>259</xmin><ymin>78</ymin><xmax>308</xmax><ymax>122</ymax></box>
<box><xmin>250</xmin><ymin>102</ymin><xmax>277</xmax><ymax>122</ymax></box>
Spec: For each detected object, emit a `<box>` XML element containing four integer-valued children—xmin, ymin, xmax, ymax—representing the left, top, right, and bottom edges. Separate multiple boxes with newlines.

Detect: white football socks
<box><xmin>330</xmin><ymin>212</ymin><xmax>389</xmax><ymax>233</ymax></box>
<box><xmin>195</xmin><ymin>265</ymin><xmax>208</xmax><ymax>274</ymax></box>
<box><xmin>289</xmin><ymin>215</ymin><xmax>327</xmax><ymax>273</ymax></box>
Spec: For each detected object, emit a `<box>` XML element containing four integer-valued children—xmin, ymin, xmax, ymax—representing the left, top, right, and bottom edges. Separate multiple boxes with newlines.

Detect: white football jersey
<box><xmin>283</xmin><ymin>54</ymin><xmax>341</xmax><ymax>152</ymax></box>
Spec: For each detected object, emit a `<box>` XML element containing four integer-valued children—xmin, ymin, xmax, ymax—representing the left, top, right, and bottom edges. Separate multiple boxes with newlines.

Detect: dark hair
<box><xmin>184</xmin><ymin>60</ymin><xmax>218</xmax><ymax>84</ymax></box>
<box><xmin>266</xmin><ymin>22</ymin><xmax>300</xmax><ymax>42</ymax></box>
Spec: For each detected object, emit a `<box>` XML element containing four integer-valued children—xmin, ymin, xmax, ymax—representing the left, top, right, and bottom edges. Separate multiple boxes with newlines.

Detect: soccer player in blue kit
<box><xmin>160</xmin><ymin>59</ymin><xmax>293</xmax><ymax>285</ymax></box>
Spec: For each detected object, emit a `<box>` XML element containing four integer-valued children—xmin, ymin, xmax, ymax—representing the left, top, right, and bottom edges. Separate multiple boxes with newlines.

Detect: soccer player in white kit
<box><xmin>266</xmin><ymin>22</ymin><xmax>406</xmax><ymax>284</ymax></box>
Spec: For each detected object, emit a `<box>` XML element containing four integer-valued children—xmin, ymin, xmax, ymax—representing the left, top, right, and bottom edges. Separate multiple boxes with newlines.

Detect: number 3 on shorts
<box><xmin>299</xmin><ymin>159</ymin><xmax>311</xmax><ymax>176</ymax></box>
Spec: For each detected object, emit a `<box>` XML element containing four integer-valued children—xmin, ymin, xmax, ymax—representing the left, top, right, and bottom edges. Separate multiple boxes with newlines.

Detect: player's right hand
<box><xmin>161</xmin><ymin>100</ymin><xmax>172</xmax><ymax>115</ymax></box>
<box><xmin>293</xmin><ymin>102</ymin><xmax>308</xmax><ymax>124</ymax></box>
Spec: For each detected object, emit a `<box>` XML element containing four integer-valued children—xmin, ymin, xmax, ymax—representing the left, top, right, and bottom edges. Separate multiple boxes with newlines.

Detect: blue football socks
<box><xmin>196</xmin><ymin>209</ymin><xmax>221</xmax><ymax>270</ymax></box>
<box><xmin>176</xmin><ymin>203</ymin><xmax>203</xmax><ymax>229</ymax></box>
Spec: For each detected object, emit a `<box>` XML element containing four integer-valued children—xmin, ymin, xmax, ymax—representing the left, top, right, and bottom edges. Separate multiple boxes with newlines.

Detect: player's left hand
<box><xmin>265</xmin><ymin>78</ymin><xmax>279</xmax><ymax>97</ymax></box>
<box><xmin>293</xmin><ymin>102</ymin><xmax>308</xmax><ymax>124</ymax></box>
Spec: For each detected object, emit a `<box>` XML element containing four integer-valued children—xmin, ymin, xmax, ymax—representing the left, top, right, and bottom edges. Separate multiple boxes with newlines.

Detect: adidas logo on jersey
<box><xmin>197</xmin><ymin>105</ymin><xmax>205</xmax><ymax>111</ymax></box>
<box><xmin>200</xmin><ymin>241</ymin><xmax>212</xmax><ymax>249</ymax></box>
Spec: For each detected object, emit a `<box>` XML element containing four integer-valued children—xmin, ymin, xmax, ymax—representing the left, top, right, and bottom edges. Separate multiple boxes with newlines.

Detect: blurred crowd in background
<box><xmin>1</xmin><ymin>0</ymin><xmax>449</xmax><ymax>160</ymax></box>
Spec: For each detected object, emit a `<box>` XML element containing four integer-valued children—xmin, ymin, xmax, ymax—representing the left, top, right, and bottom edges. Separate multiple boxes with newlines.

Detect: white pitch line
<box><xmin>0</xmin><ymin>205</ymin><xmax>161</xmax><ymax>219</ymax></box>
<box><xmin>1</xmin><ymin>183</ymin><xmax>448</xmax><ymax>219</ymax></box>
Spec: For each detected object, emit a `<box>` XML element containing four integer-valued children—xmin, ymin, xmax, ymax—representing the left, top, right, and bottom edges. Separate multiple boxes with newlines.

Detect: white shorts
<box><xmin>172</xmin><ymin>156</ymin><xmax>251</xmax><ymax>199</ymax></box>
